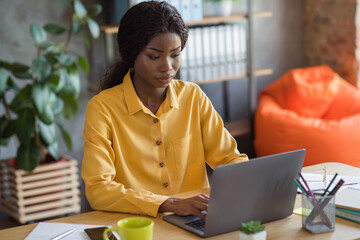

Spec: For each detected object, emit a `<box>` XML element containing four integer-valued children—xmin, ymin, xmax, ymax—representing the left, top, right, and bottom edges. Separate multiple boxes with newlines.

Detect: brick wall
<box><xmin>304</xmin><ymin>0</ymin><xmax>359</xmax><ymax>86</ymax></box>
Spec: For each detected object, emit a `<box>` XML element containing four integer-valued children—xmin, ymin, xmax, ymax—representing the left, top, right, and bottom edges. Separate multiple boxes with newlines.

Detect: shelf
<box><xmin>100</xmin><ymin>11</ymin><xmax>273</xmax><ymax>34</ymax></box>
<box><xmin>224</xmin><ymin>119</ymin><xmax>251</xmax><ymax>137</ymax></box>
<box><xmin>194</xmin><ymin>68</ymin><xmax>273</xmax><ymax>85</ymax></box>
<box><xmin>186</xmin><ymin>12</ymin><xmax>273</xmax><ymax>26</ymax></box>
<box><xmin>87</xmin><ymin>68</ymin><xmax>273</xmax><ymax>92</ymax></box>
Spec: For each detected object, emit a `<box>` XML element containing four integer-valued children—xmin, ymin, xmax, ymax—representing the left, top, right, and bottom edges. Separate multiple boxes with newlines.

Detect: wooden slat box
<box><xmin>0</xmin><ymin>157</ymin><xmax>80</xmax><ymax>223</ymax></box>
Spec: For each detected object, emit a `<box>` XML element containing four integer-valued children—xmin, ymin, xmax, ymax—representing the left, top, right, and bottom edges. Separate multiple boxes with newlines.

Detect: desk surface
<box><xmin>0</xmin><ymin>162</ymin><xmax>359</xmax><ymax>240</ymax></box>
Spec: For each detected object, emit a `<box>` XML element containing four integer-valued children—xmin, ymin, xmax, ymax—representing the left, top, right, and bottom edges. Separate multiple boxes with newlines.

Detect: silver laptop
<box><xmin>163</xmin><ymin>149</ymin><xmax>305</xmax><ymax>238</ymax></box>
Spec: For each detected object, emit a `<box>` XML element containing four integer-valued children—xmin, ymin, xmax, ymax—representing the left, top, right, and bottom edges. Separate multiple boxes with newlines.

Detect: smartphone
<box><xmin>84</xmin><ymin>227</ymin><xmax>117</xmax><ymax>240</ymax></box>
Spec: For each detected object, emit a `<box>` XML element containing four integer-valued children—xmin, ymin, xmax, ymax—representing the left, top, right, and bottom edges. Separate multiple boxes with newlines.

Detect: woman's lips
<box><xmin>157</xmin><ymin>76</ymin><xmax>173</xmax><ymax>84</ymax></box>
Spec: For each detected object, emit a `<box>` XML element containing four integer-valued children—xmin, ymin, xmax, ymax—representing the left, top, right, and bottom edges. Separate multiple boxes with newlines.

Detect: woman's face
<box><xmin>133</xmin><ymin>32</ymin><xmax>182</xmax><ymax>90</ymax></box>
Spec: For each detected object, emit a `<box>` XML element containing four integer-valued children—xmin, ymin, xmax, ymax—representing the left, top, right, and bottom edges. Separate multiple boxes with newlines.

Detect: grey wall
<box><xmin>0</xmin><ymin>0</ymin><xmax>304</xmax><ymax>162</ymax></box>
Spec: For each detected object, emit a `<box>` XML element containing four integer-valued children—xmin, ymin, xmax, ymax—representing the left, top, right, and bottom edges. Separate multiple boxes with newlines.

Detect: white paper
<box><xmin>24</xmin><ymin>222</ymin><xmax>114</xmax><ymax>240</ymax></box>
<box><xmin>300</xmin><ymin>173</ymin><xmax>360</xmax><ymax>193</ymax></box>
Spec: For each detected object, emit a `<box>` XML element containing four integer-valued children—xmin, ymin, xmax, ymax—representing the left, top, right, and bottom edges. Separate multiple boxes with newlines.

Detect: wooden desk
<box><xmin>0</xmin><ymin>162</ymin><xmax>359</xmax><ymax>239</ymax></box>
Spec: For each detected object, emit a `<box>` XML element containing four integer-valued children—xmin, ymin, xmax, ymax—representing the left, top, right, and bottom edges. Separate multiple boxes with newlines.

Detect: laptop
<box><xmin>163</xmin><ymin>149</ymin><xmax>305</xmax><ymax>237</ymax></box>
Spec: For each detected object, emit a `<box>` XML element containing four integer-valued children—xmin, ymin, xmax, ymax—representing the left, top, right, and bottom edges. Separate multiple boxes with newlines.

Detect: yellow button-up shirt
<box><xmin>82</xmin><ymin>71</ymin><xmax>248</xmax><ymax>217</ymax></box>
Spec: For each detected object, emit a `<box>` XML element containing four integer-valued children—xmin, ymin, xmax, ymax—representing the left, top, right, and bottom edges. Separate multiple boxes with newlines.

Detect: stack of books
<box><xmin>335</xmin><ymin>188</ymin><xmax>360</xmax><ymax>224</ymax></box>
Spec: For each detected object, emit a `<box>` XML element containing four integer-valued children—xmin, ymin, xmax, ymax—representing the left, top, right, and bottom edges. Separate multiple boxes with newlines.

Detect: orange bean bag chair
<box><xmin>254</xmin><ymin>65</ymin><xmax>360</xmax><ymax>167</ymax></box>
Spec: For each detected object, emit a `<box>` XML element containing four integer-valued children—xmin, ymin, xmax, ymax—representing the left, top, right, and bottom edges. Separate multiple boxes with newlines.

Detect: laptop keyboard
<box><xmin>185</xmin><ymin>219</ymin><xmax>205</xmax><ymax>232</ymax></box>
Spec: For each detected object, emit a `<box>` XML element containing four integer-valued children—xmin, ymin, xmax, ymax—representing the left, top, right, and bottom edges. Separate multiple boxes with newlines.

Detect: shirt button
<box><xmin>153</xmin><ymin>118</ymin><xmax>159</xmax><ymax>123</ymax></box>
<box><xmin>156</xmin><ymin>140</ymin><xmax>162</xmax><ymax>146</ymax></box>
<box><xmin>160</xmin><ymin>162</ymin><xmax>165</xmax><ymax>167</ymax></box>
<box><xmin>163</xmin><ymin>182</ymin><xmax>169</xmax><ymax>188</ymax></box>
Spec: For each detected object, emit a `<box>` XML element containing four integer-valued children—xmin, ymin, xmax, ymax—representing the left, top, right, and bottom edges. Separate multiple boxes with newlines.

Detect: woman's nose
<box><xmin>159</xmin><ymin>58</ymin><xmax>172</xmax><ymax>72</ymax></box>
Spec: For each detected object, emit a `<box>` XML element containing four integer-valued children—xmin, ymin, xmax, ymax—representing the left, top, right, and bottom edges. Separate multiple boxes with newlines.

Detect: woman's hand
<box><xmin>159</xmin><ymin>194</ymin><xmax>209</xmax><ymax>220</ymax></box>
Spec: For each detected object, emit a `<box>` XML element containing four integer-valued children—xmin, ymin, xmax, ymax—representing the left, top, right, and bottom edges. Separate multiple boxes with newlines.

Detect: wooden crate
<box><xmin>0</xmin><ymin>157</ymin><xmax>80</xmax><ymax>223</ymax></box>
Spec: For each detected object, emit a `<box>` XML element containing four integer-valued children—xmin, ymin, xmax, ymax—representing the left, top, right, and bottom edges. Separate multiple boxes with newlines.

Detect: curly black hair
<box><xmin>98</xmin><ymin>1</ymin><xmax>189</xmax><ymax>91</ymax></box>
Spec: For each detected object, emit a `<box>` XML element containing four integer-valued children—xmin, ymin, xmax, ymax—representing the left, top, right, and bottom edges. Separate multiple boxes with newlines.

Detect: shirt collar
<box><xmin>167</xmin><ymin>81</ymin><xmax>179</xmax><ymax>109</ymax></box>
<box><xmin>123</xmin><ymin>69</ymin><xmax>179</xmax><ymax>116</ymax></box>
<box><xmin>124</xmin><ymin>70</ymin><xmax>143</xmax><ymax>115</ymax></box>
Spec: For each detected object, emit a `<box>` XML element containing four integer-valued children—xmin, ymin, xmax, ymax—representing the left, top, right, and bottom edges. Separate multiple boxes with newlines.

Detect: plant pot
<box><xmin>213</xmin><ymin>1</ymin><xmax>233</xmax><ymax>17</ymax></box>
<box><xmin>0</xmin><ymin>156</ymin><xmax>80</xmax><ymax>223</ymax></box>
<box><xmin>239</xmin><ymin>230</ymin><xmax>267</xmax><ymax>240</ymax></box>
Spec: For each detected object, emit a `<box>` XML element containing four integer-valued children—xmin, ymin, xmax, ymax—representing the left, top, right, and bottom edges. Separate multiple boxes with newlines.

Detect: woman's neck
<box><xmin>132</xmin><ymin>76</ymin><xmax>167</xmax><ymax>115</ymax></box>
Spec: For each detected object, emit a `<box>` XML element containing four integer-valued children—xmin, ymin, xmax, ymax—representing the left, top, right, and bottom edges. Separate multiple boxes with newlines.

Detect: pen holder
<box><xmin>302</xmin><ymin>194</ymin><xmax>335</xmax><ymax>233</ymax></box>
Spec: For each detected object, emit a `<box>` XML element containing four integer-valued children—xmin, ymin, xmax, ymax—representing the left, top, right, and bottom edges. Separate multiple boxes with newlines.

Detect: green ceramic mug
<box><xmin>103</xmin><ymin>217</ymin><xmax>154</xmax><ymax>240</ymax></box>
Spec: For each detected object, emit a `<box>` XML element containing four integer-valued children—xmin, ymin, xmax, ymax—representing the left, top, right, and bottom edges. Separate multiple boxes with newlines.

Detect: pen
<box><xmin>322</xmin><ymin>173</ymin><xmax>338</xmax><ymax>196</ymax></box>
<box><xmin>293</xmin><ymin>179</ymin><xmax>306</xmax><ymax>194</ymax></box>
<box><xmin>306</xmin><ymin>179</ymin><xmax>345</xmax><ymax>226</ymax></box>
<box><xmin>294</xmin><ymin>177</ymin><xmax>329</xmax><ymax>224</ymax></box>
<box><xmin>50</xmin><ymin>229</ymin><xmax>75</xmax><ymax>240</ymax></box>
<box><xmin>298</xmin><ymin>174</ymin><xmax>332</xmax><ymax>227</ymax></box>
<box><xmin>299</xmin><ymin>173</ymin><xmax>315</xmax><ymax>197</ymax></box>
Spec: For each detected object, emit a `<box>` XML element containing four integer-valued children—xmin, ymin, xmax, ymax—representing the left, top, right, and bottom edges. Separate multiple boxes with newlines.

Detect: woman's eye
<box><xmin>172</xmin><ymin>53</ymin><xmax>180</xmax><ymax>58</ymax></box>
<box><xmin>149</xmin><ymin>55</ymin><xmax>159</xmax><ymax>60</ymax></box>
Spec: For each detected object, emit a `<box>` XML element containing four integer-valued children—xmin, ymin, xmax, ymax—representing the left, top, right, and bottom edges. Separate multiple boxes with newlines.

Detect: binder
<box><xmin>167</xmin><ymin>0</ymin><xmax>181</xmax><ymax>14</ymax></box>
<box><xmin>191</xmin><ymin>0</ymin><xmax>203</xmax><ymax>21</ymax></box>
<box><xmin>180</xmin><ymin>0</ymin><xmax>191</xmax><ymax>23</ymax></box>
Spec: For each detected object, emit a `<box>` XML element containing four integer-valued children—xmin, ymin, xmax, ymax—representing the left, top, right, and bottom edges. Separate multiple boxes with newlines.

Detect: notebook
<box><xmin>336</xmin><ymin>188</ymin><xmax>360</xmax><ymax>212</ymax></box>
<box><xmin>163</xmin><ymin>149</ymin><xmax>305</xmax><ymax>237</ymax></box>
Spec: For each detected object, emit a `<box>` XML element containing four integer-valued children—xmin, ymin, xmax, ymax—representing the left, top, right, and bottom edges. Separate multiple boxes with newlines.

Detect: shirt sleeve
<box><xmin>196</xmin><ymin>85</ymin><xmax>249</xmax><ymax>169</ymax></box>
<box><xmin>81</xmin><ymin>98</ymin><xmax>168</xmax><ymax>217</ymax></box>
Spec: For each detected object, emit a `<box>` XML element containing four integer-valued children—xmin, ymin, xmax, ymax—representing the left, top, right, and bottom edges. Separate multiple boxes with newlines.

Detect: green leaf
<box><xmin>52</xmin><ymin>96</ymin><xmax>64</xmax><ymax>114</ymax></box>
<box><xmin>49</xmin><ymin>70</ymin><xmax>63</xmax><ymax>93</ymax></box>
<box><xmin>48</xmin><ymin>91</ymin><xmax>57</xmax><ymax>107</ymax></box>
<box><xmin>87</xmin><ymin>18</ymin><xmax>100</xmax><ymax>39</ymax></box>
<box><xmin>30</xmin><ymin>23</ymin><xmax>47</xmax><ymax>44</ymax></box>
<box><xmin>54</xmin><ymin>0</ymin><xmax>71</xmax><ymax>8</ymax></box>
<box><xmin>32</xmin><ymin>83</ymin><xmax>49</xmax><ymax>114</ymax></box>
<box><xmin>3</xmin><ymin>119</ymin><xmax>17</xmax><ymax>139</ymax></box>
<box><xmin>81</xmin><ymin>32</ymin><xmax>90</xmax><ymax>49</ymax></box>
<box><xmin>13</xmin><ymin>71</ymin><xmax>32</xmax><ymax>79</ymax></box>
<box><xmin>53</xmin><ymin>42</ymin><xmax>65</xmax><ymax>53</ymax></box>
<box><xmin>0</xmin><ymin>60</ymin><xmax>12</xmax><ymax>70</ymax></box>
<box><xmin>32</xmin><ymin>57</ymin><xmax>52</xmax><ymax>81</ymax></box>
<box><xmin>0</xmin><ymin>68</ymin><xmax>8</xmax><ymax>96</ymax></box>
<box><xmin>55</xmin><ymin>68</ymin><xmax>67</xmax><ymax>92</ymax></box>
<box><xmin>17</xmin><ymin>140</ymin><xmax>41</xmax><ymax>172</ymax></box>
<box><xmin>44</xmin><ymin>23</ymin><xmax>66</xmax><ymax>35</ymax></box>
<box><xmin>88</xmin><ymin>4</ymin><xmax>102</xmax><ymax>16</ymax></box>
<box><xmin>38</xmin><ymin>120</ymin><xmax>57</xmax><ymax>145</ymax></box>
<box><xmin>47</xmin><ymin>140</ymin><xmax>60</xmax><ymax>160</ymax></box>
<box><xmin>72</xmin><ymin>21</ymin><xmax>82</xmax><ymax>34</ymax></box>
<box><xmin>9</xmin><ymin>95</ymin><xmax>23</xmax><ymax>114</ymax></box>
<box><xmin>7</xmin><ymin>77</ymin><xmax>19</xmax><ymax>90</ymax></box>
<box><xmin>62</xmin><ymin>93</ymin><xmax>78</xmax><ymax>119</ymax></box>
<box><xmin>18</xmin><ymin>85</ymin><xmax>32</xmax><ymax>102</ymax></box>
<box><xmin>77</xmin><ymin>55</ymin><xmax>89</xmax><ymax>73</ymax></box>
<box><xmin>40</xmin><ymin>42</ymin><xmax>55</xmax><ymax>52</ymax></box>
<box><xmin>74</xmin><ymin>0</ymin><xmax>87</xmax><ymax>18</ymax></box>
<box><xmin>0</xmin><ymin>117</ymin><xmax>11</xmax><ymax>146</ymax></box>
<box><xmin>68</xmin><ymin>68</ymin><xmax>80</xmax><ymax>98</ymax></box>
<box><xmin>11</xmin><ymin>62</ymin><xmax>30</xmax><ymax>72</ymax></box>
<box><xmin>16</xmin><ymin>107</ymin><xmax>35</xmax><ymax>143</ymax></box>
<box><xmin>39</xmin><ymin>104</ymin><xmax>55</xmax><ymax>125</ymax></box>
<box><xmin>56</xmin><ymin>53</ymin><xmax>74</xmax><ymax>66</ymax></box>
<box><xmin>57</xmin><ymin>120</ymin><xmax>72</xmax><ymax>151</ymax></box>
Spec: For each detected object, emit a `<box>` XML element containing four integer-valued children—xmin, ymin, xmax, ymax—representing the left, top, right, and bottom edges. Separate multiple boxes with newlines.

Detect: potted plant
<box><xmin>0</xmin><ymin>0</ymin><xmax>101</xmax><ymax>223</ymax></box>
<box><xmin>206</xmin><ymin>0</ymin><xmax>239</xmax><ymax>17</ymax></box>
<box><xmin>239</xmin><ymin>220</ymin><xmax>266</xmax><ymax>240</ymax></box>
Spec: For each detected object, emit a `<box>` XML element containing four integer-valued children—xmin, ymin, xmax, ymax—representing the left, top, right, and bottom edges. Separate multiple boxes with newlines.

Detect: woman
<box><xmin>82</xmin><ymin>1</ymin><xmax>248</xmax><ymax>221</ymax></box>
